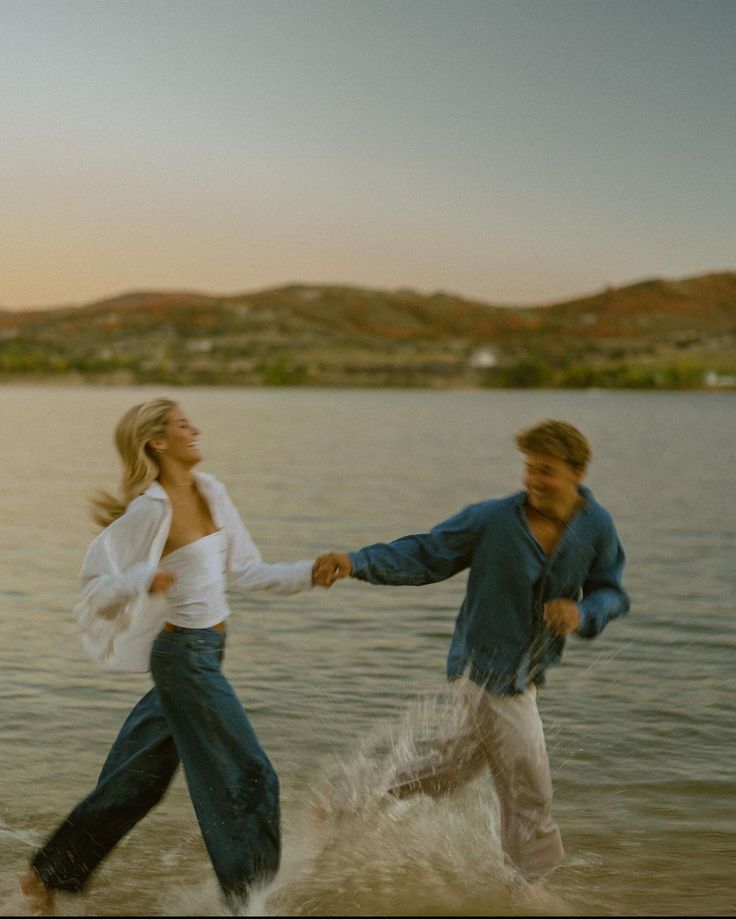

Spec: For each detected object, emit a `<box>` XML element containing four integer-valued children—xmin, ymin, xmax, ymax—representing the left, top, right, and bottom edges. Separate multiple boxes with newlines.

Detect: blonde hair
<box><xmin>515</xmin><ymin>419</ymin><xmax>591</xmax><ymax>471</ymax></box>
<box><xmin>91</xmin><ymin>397</ymin><xmax>177</xmax><ymax>527</ymax></box>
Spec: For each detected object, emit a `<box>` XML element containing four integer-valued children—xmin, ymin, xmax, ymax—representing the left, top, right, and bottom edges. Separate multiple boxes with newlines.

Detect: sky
<box><xmin>1</xmin><ymin>0</ymin><xmax>734</xmax><ymax>310</ymax></box>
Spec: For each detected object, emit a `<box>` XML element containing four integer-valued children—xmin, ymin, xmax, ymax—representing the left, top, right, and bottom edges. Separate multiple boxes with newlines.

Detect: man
<box><xmin>313</xmin><ymin>419</ymin><xmax>629</xmax><ymax>880</ymax></box>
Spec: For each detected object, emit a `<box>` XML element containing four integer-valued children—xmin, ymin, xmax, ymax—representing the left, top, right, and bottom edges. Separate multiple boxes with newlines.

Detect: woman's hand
<box><xmin>149</xmin><ymin>569</ymin><xmax>177</xmax><ymax>594</ymax></box>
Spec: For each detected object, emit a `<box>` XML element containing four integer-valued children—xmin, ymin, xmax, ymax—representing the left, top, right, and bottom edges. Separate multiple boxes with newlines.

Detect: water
<box><xmin>0</xmin><ymin>385</ymin><xmax>734</xmax><ymax>916</ymax></box>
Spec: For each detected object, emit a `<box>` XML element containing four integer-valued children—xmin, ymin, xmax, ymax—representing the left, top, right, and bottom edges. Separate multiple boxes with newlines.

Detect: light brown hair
<box><xmin>515</xmin><ymin>419</ymin><xmax>591</xmax><ymax>470</ymax></box>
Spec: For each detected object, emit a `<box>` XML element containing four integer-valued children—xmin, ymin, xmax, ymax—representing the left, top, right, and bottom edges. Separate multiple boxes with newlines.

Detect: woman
<box><xmin>20</xmin><ymin>397</ymin><xmax>317</xmax><ymax>914</ymax></box>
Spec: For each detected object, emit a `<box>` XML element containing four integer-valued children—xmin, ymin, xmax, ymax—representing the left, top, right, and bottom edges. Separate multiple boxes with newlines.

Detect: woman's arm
<box><xmin>73</xmin><ymin>500</ymin><xmax>170</xmax><ymax>666</ymax></box>
<box><xmin>77</xmin><ymin>540</ymin><xmax>158</xmax><ymax>619</ymax></box>
<box><xmin>221</xmin><ymin>490</ymin><xmax>314</xmax><ymax>594</ymax></box>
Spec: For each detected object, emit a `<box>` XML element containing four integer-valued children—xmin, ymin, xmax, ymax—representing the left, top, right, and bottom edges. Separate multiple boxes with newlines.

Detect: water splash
<box><xmin>268</xmin><ymin>685</ymin><xmax>574</xmax><ymax>916</ymax></box>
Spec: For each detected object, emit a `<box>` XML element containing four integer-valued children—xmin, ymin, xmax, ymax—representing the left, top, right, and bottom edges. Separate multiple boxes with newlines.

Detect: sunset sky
<box><xmin>1</xmin><ymin>0</ymin><xmax>734</xmax><ymax>310</ymax></box>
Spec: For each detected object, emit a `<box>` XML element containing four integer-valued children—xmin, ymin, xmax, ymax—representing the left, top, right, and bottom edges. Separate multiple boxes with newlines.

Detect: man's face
<box><xmin>522</xmin><ymin>451</ymin><xmax>584</xmax><ymax>514</ymax></box>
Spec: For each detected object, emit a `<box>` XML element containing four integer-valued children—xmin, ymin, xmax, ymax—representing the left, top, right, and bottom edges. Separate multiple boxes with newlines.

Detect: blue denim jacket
<box><xmin>349</xmin><ymin>486</ymin><xmax>629</xmax><ymax>695</ymax></box>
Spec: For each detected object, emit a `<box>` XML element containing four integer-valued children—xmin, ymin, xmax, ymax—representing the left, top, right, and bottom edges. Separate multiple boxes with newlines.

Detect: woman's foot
<box><xmin>19</xmin><ymin>869</ymin><xmax>56</xmax><ymax>916</ymax></box>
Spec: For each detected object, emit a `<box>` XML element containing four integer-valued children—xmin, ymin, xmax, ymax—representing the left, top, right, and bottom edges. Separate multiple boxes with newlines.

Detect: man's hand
<box><xmin>543</xmin><ymin>598</ymin><xmax>581</xmax><ymax>635</ymax></box>
<box><xmin>149</xmin><ymin>569</ymin><xmax>176</xmax><ymax>595</ymax></box>
<box><xmin>312</xmin><ymin>551</ymin><xmax>352</xmax><ymax>587</ymax></box>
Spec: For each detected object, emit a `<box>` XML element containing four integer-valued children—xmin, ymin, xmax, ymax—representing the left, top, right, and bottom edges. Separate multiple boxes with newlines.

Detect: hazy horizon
<box><xmin>2</xmin><ymin>0</ymin><xmax>734</xmax><ymax>311</ymax></box>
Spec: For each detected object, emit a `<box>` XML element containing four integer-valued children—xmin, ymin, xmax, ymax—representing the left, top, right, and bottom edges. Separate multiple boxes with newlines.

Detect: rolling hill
<box><xmin>1</xmin><ymin>272</ymin><xmax>734</xmax><ymax>388</ymax></box>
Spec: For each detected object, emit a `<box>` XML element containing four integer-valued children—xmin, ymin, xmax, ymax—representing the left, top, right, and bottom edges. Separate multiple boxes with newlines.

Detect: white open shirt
<box><xmin>73</xmin><ymin>472</ymin><xmax>313</xmax><ymax>673</ymax></box>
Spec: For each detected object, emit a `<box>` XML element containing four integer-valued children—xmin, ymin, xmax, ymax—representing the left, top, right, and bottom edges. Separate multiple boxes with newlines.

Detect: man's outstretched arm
<box><xmin>312</xmin><ymin>503</ymin><xmax>485</xmax><ymax>589</ymax></box>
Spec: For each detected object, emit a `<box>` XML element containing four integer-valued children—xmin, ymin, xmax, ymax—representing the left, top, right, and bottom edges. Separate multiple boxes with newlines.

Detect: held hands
<box><xmin>149</xmin><ymin>569</ymin><xmax>177</xmax><ymax>595</ymax></box>
<box><xmin>543</xmin><ymin>598</ymin><xmax>581</xmax><ymax>636</ymax></box>
<box><xmin>312</xmin><ymin>551</ymin><xmax>352</xmax><ymax>588</ymax></box>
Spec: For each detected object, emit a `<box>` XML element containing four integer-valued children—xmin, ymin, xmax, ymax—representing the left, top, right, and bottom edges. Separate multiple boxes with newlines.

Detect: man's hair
<box><xmin>514</xmin><ymin>419</ymin><xmax>591</xmax><ymax>470</ymax></box>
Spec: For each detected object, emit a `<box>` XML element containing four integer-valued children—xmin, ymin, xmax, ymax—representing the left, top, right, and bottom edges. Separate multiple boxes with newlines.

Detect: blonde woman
<box><xmin>20</xmin><ymin>398</ymin><xmax>319</xmax><ymax>914</ymax></box>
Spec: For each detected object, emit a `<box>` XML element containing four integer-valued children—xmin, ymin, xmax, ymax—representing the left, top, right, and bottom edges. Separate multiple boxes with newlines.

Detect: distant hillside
<box><xmin>1</xmin><ymin>272</ymin><xmax>734</xmax><ymax>388</ymax></box>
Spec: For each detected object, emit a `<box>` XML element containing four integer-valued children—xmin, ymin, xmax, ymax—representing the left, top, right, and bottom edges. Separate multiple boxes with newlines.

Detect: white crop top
<box><xmin>162</xmin><ymin>530</ymin><xmax>231</xmax><ymax>629</ymax></box>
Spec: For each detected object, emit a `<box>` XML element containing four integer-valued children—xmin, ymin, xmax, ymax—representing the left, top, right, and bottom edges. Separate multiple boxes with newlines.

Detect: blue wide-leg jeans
<box><xmin>32</xmin><ymin>627</ymin><xmax>280</xmax><ymax>907</ymax></box>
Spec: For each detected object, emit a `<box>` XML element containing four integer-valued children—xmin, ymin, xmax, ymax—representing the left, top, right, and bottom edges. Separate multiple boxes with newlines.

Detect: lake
<box><xmin>0</xmin><ymin>385</ymin><xmax>734</xmax><ymax>916</ymax></box>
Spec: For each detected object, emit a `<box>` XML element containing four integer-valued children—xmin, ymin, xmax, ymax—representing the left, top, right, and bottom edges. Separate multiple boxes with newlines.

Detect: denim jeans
<box><xmin>32</xmin><ymin>626</ymin><xmax>280</xmax><ymax>907</ymax></box>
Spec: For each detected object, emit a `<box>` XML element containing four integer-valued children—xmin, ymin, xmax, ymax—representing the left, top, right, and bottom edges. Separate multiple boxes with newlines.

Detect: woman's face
<box><xmin>155</xmin><ymin>404</ymin><xmax>202</xmax><ymax>466</ymax></box>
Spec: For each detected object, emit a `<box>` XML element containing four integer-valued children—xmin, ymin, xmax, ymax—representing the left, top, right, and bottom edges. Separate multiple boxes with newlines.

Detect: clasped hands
<box><xmin>311</xmin><ymin>551</ymin><xmax>352</xmax><ymax>588</ymax></box>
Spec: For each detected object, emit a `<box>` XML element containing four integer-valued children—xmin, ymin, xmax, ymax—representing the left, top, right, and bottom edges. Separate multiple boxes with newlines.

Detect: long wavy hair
<box><xmin>91</xmin><ymin>397</ymin><xmax>177</xmax><ymax>527</ymax></box>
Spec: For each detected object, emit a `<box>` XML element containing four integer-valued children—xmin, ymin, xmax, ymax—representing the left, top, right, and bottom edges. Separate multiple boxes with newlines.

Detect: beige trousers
<box><xmin>389</xmin><ymin>680</ymin><xmax>563</xmax><ymax>878</ymax></box>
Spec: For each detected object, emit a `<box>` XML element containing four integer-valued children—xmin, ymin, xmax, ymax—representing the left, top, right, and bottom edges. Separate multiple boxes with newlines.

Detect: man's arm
<box><xmin>313</xmin><ymin>503</ymin><xmax>484</xmax><ymax>588</ymax></box>
<box><xmin>543</xmin><ymin>510</ymin><xmax>629</xmax><ymax>638</ymax></box>
<box><xmin>576</xmin><ymin>520</ymin><xmax>629</xmax><ymax>638</ymax></box>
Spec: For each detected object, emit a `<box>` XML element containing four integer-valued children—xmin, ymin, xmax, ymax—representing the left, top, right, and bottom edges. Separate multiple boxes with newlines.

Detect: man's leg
<box><xmin>388</xmin><ymin>680</ymin><xmax>487</xmax><ymax>799</ymax></box>
<box><xmin>469</xmin><ymin>684</ymin><xmax>563</xmax><ymax>878</ymax></box>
